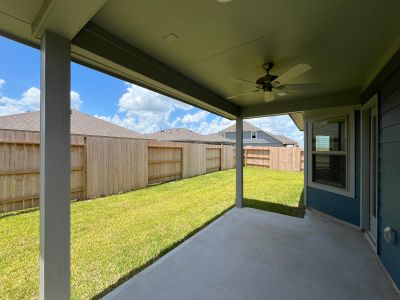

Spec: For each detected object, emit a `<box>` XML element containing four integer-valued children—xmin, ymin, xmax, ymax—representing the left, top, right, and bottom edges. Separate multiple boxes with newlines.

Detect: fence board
<box><xmin>148</xmin><ymin>143</ymin><xmax>182</xmax><ymax>185</ymax></box>
<box><xmin>85</xmin><ymin>137</ymin><xmax>148</xmax><ymax>198</ymax></box>
<box><xmin>0</xmin><ymin>129</ymin><xmax>85</xmax><ymax>212</ymax></box>
<box><xmin>243</xmin><ymin>146</ymin><xmax>303</xmax><ymax>172</ymax></box>
<box><xmin>206</xmin><ymin>148</ymin><xmax>221</xmax><ymax>173</ymax></box>
<box><xmin>182</xmin><ymin>143</ymin><xmax>206</xmax><ymax>178</ymax></box>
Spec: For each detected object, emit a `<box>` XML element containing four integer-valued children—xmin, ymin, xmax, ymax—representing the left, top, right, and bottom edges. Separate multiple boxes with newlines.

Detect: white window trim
<box><xmin>306</xmin><ymin>107</ymin><xmax>356</xmax><ymax>198</ymax></box>
<box><xmin>360</xmin><ymin>94</ymin><xmax>378</xmax><ymax>233</ymax></box>
<box><xmin>251</xmin><ymin>131</ymin><xmax>257</xmax><ymax>139</ymax></box>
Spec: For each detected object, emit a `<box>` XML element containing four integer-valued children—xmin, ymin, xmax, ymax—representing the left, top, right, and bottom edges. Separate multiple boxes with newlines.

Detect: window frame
<box><xmin>306</xmin><ymin>108</ymin><xmax>355</xmax><ymax>197</ymax></box>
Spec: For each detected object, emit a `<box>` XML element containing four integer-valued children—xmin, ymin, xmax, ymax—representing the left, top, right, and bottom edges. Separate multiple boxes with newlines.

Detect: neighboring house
<box><xmin>218</xmin><ymin>121</ymin><xmax>298</xmax><ymax>147</ymax></box>
<box><xmin>0</xmin><ymin>110</ymin><xmax>145</xmax><ymax>139</ymax></box>
<box><xmin>146</xmin><ymin>128</ymin><xmax>233</xmax><ymax>145</ymax></box>
<box><xmin>273</xmin><ymin>135</ymin><xmax>299</xmax><ymax>147</ymax></box>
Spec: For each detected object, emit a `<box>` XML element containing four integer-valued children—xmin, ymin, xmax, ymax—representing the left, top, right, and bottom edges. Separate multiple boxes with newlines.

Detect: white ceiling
<box><xmin>0</xmin><ymin>0</ymin><xmax>400</xmax><ymax>116</ymax></box>
<box><xmin>92</xmin><ymin>0</ymin><xmax>400</xmax><ymax>107</ymax></box>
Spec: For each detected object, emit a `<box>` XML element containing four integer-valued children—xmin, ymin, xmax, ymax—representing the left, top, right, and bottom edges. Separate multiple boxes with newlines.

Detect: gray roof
<box><xmin>273</xmin><ymin>135</ymin><xmax>298</xmax><ymax>146</ymax></box>
<box><xmin>205</xmin><ymin>133</ymin><xmax>234</xmax><ymax>144</ymax></box>
<box><xmin>219</xmin><ymin>121</ymin><xmax>298</xmax><ymax>145</ymax></box>
<box><xmin>146</xmin><ymin>128</ymin><xmax>233</xmax><ymax>144</ymax></box>
<box><xmin>0</xmin><ymin>110</ymin><xmax>145</xmax><ymax>139</ymax></box>
<box><xmin>219</xmin><ymin>121</ymin><xmax>263</xmax><ymax>133</ymax></box>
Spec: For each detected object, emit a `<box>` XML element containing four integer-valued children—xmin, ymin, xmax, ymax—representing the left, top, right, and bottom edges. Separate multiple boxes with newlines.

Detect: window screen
<box><xmin>312</xmin><ymin>118</ymin><xmax>347</xmax><ymax>189</ymax></box>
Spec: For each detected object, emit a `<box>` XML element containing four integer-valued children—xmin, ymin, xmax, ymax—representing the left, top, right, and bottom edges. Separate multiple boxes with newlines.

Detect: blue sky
<box><xmin>0</xmin><ymin>35</ymin><xmax>303</xmax><ymax>145</ymax></box>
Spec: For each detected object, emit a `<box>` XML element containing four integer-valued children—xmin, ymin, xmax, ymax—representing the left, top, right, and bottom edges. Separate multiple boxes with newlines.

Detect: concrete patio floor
<box><xmin>103</xmin><ymin>208</ymin><xmax>399</xmax><ymax>300</ymax></box>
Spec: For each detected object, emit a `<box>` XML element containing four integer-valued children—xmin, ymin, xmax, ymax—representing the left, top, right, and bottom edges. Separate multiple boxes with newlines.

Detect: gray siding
<box><xmin>377</xmin><ymin>68</ymin><xmax>400</xmax><ymax>288</ymax></box>
<box><xmin>362</xmin><ymin>49</ymin><xmax>400</xmax><ymax>289</ymax></box>
<box><xmin>223</xmin><ymin>131</ymin><xmax>283</xmax><ymax>147</ymax></box>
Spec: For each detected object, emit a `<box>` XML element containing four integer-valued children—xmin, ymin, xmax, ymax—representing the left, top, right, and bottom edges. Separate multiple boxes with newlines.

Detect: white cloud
<box><xmin>181</xmin><ymin>111</ymin><xmax>208</xmax><ymax>124</ymax></box>
<box><xmin>0</xmin><ymin>87</ymin><xmax>40</xmax><ymax>116</ymax></box>
<box><xmin>189</xmin><ymin>117</ymin><xmax>234</xmax><ymax>135</ymax></box>
<box><xmin>96</xmin><ymin>83</ymin><xmax>193</xmax><ymax>133</ymax></box>
<box><xmin>0</xmin><ymin>81</ymin><xmax>83</xmax><ymax>116</ymax></box>
<box><xmin>93</xmin><ymin>83</ymin><xmax>302</xmax><ymax>146</ymax></box>
<box><xmin>70</xmin><ymin>91</ymin><xmax>83</xmax><ymax>110</ymax></box>
<box><xmin>0</xmin><ymin>79</ymin><xmax>5</xmax><ymax>90</ymax></box>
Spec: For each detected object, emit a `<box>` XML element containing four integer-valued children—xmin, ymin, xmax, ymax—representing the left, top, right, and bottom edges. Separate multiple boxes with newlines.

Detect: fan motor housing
<box><xmin>256</xmin><ymin>74</ymin><xmax>279</xmax><ymax>91</ymax></box>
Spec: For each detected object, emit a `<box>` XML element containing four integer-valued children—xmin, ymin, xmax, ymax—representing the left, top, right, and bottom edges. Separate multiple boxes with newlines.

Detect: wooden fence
<box><xmin>0</xmin><ymin>130</ymin><xmax>85</xmax><ymax>212</ymax></box>
<box><xmin>0</xmin><ymin>129</ymin><xmax>302</xmax><ymax>213</ymax></box>
<box><xmin>244</xmin><ymin>146</ymin><xmax>304</xmax><ymax>172</ymax></box>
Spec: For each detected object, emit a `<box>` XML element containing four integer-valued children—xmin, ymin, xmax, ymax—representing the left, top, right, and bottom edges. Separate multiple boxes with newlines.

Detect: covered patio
<box><xmin>1</xmin><ymin>0</ymin><xmax>400</xmax><ymax>299</ymax></box>
<box><xmin>104</xmin><ymin>208</ymin><xmax>397</xmax><ymax>300</ymax></box>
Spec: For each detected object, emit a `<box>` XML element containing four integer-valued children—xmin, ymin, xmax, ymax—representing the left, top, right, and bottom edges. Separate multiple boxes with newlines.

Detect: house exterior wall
<box><xmin>305</xmin><ymin>50</ymin><xmax>400</xmax><ymax>289</ymax></box>
<box><xmin>363</xmin><ymin>50</ymin><xmax>400</xmax><ymax>288</ymax></box>
<box><xmin>223</xmin><ymin>131</ymin><xmax>283</xmax><ymax>147</ymax></box>
<box><xmin>306</xmin><ymin>111</ymin><xmax>361</xmax><ymax>226</ymax></box>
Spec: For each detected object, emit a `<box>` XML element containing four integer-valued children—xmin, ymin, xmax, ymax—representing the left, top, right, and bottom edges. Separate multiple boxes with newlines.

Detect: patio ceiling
<box><xmin>1</xmin><ymin>0</ymin><xmax>400</xmax><ymax>119</ymax></box>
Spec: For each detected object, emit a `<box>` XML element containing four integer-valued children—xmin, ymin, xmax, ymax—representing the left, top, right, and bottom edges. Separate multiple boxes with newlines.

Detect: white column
<box><xmin>236</xmin><ymin>118</ymin><xmax>243</xmax><ymax>208</ymax></box>
<box><xmin>303</xmin><ymin>121</ymin><xmax>308</xmax><ymax>207</ymax></box>
<box><xmin>40</xmin><ymin>31</ymin><xmax>71</xmax><ymax>300</ymax></box>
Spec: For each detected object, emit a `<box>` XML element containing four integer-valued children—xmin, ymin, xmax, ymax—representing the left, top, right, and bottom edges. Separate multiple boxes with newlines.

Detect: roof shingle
<box><xmin>146</xmin><ymin>128</ymin><xmax>233</xmax><ymax>144</ymax></box>
<box><xmin>0</xmin><ymin>110</ymin><xmax>145</xmax><ymax>139</ymax></box>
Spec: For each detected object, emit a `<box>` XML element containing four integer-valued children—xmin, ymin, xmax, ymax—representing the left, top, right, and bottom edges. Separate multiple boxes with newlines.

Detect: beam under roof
<box><xmin>72</xmin><ymin>22</ymin><xmax>240</xmax><ymax>119</ymax></box>
<box><xmin>241</xmin><ymin>89</ymin><xmax>361</xmax><ymax>118</ymax></box>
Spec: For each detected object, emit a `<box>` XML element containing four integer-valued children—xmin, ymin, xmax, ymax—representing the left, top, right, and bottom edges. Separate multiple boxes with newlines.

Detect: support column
<box><xmin>303</xmin><ymin>121</ymin><xmax>308</xmax><ymax>207</ymax></box>
<box><xmin>236</xmin><ymin>118</ymin><xmax>243</xmax><ymax>208</ymax></box>
<box><xmin>40</xmin><ymin>31</ymin><xmax>71</xmax><ymax>300</ymax></box>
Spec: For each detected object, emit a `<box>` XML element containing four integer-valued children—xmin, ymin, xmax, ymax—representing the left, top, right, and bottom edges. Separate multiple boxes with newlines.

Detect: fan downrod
<box><xmin>263</xmin><ymin>63</ymin><xmax>274</xmax><ymax>74</ymax></box>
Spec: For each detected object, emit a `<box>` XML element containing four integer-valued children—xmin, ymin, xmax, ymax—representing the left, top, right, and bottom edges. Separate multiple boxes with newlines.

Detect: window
<box><xmin>311</xmin><ymin>117</ymin><xmax>347</xmax><ymax>189</ymax></box>
<box><xmin>251</xmin><ymin>131</ymin><xmax>257</xmax><ymax>139</ymax></box>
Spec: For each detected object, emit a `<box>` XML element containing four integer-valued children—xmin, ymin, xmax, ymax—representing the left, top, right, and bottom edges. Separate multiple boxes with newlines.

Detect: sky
<box><xmin>0</xmin><ymin>35</ymin><xmax>303</xmax><ymax>145</ymax></box>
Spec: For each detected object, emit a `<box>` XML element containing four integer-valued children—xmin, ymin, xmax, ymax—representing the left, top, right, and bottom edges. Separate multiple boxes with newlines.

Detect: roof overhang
<box><xmin>1</xmin><ymin>0</ymin><xmax>400</xmax><ymax>121</ymax></box>
<box><xmin>71</xmin><ymin>22</ymin><xmax>240</xmax><ymax>119</ymax></box>
<box><xmin>289</xmin><ymin>113</ymin><xmax>304</xmax><ymax>131</ymax></box>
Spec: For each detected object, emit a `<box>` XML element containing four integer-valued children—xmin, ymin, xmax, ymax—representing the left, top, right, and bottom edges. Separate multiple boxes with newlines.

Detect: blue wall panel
<box><xmin>307</xmin><ymin>111</ymin><xmax>361</xmax><ymax>226</ymax></box>
<box><xmin>362</xmin><ymin>49</ymin><xmax>400</xmax><ymax>289</ymax></box>
<box><xmin>377</xmin><ymin>69</ymin><xmax>400</xmax><ymax>288</ymax></box>
<box><xmin>307</xmin><ymin>187</ymin><xmax>360</xmax><ymax>225</ymax></box>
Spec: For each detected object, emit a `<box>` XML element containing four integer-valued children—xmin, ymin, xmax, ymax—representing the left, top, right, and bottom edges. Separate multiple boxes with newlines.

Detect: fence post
<box><xmin>236</xmin><ymin>118</ymin><xmax>244</xmax><ymax>208</ymax></box>
<box><xmin>82</xmin><ymin>137</ymin><xmax>88</xmax><ymax>199</ymax></box>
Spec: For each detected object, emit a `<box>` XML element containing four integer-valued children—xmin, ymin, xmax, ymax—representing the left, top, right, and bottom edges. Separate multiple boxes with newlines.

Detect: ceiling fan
<box><xmin>227</xmin><ymin>63</ymin><xmax>318</xmax><ymax>102</ymax></box>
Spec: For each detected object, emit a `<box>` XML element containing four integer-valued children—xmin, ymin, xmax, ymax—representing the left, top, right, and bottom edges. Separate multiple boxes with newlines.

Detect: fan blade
<box><xmin>226</xmin><ymin>89</ymin><xmax>260</xmax><ymax>100</ymax></box>
<box><xmin>231</xmin><ymin>78</ymin><xmax>263</xmax><ymax>89</ymax></box>
<box><xmin>272</xmin><ymin>64</ymin><xmax>311</xmax><ymax>85</ymax></box>
<box><xmin>264</xmin><ymin>91</ymin><xmax>274</xmax><ymax>102</ymax></box>
<box><xmin>275</xmin><ymin>83</ymin><xmax>321</xmax><ymax>90</ymax></box>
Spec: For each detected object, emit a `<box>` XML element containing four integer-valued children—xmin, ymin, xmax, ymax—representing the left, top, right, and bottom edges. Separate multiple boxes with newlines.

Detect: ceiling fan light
<box><xmin>264</xmin><ymin>91</ymin><xmax>274</xmax><ymax>102</ymax></box>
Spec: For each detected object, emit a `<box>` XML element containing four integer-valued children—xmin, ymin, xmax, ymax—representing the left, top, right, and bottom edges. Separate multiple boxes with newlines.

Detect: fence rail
<box><xmin>0</xmin><ymin>129</ymin><xmax>303</xmax><ymax>213</ymax></box>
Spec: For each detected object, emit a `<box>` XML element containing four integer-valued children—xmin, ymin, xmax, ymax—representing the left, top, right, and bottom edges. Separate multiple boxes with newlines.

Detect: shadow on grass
<box><xmin>0</xmin><ymin>207</ymin><xmax>39</xmax><ymax>220</ymax></box>
<box><xmin>244</xmin><ymin>189</ymin><xmax>305</xmax><ymax>218</ymax></box>
<box><xmin>90</xmin><ymin>204</ymin><xmax>234</xmax><ymax>300</ymax></box>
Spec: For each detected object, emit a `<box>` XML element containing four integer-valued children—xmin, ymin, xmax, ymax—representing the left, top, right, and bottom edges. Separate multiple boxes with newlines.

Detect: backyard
<box><xmin>0</xmin><ymin>167</ymin><xmax>304</xmax><ymax>300</ymax></box>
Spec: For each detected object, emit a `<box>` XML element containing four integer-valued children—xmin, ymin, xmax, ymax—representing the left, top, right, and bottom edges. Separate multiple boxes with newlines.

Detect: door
<box><xmin>369</xmin><ymin>106</ymin><xmax>378</xmax><ymax>242</ymax></box>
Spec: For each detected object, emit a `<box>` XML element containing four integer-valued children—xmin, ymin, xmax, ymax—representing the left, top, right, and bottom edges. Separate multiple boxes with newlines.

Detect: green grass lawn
<box><xmin>0</xmin><ymin>167</ymin><xmax>303</xmax><ymax>299</ymax></box>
